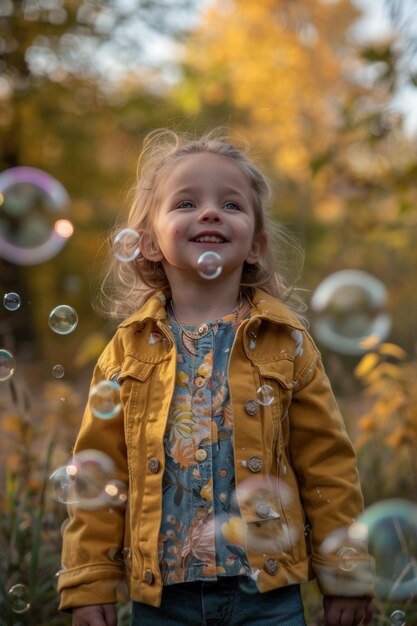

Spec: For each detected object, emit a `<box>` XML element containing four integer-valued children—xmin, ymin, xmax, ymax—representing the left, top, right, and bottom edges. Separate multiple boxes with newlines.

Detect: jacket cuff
<box><xmin>312</xmin><ymin>553</ymin><xmax>375</xmax><ymax>598</ymax></box>
<box><xmin>58</xmin><ymin>563</ymin><xmax>125</xmax><ymax>611</ymax></box>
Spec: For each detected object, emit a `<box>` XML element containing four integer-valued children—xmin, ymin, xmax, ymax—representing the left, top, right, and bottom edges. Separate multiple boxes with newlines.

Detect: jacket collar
<box><xmin>118</xmin><ymin>288</ymin><xmax>305</xmax><ymax>330</ymax></box>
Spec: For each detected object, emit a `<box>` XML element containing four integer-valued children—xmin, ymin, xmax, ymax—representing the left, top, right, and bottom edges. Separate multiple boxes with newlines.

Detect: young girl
<box><xmin>58</xmin><ymin>129</ymin><xmax>374</xmax><ymax>626</ymax></box>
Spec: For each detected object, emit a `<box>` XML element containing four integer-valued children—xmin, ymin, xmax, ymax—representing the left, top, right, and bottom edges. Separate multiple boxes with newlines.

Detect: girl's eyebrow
<box><xmin>218</xmin><ymin>185</ymin><xmax>248</xmax><ymax>200</ymax></box>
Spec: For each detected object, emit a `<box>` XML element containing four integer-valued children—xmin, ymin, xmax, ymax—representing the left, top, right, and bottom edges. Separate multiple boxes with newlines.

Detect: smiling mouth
<box><xmin>192</xmin><ymin>235</ymin><xmax>227</xmax><ymax>243</ymax></box>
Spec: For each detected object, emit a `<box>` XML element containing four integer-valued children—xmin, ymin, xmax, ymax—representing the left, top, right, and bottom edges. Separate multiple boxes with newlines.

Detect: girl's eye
<box><xmin>223</xmin><ymin>201</ymin><xmax>240</xmax><ymax>211</ymax></box>
<box><xmin>177</xmin><ymin>201</ymin><xmax>194</xmax><ymax>209</ymax></box>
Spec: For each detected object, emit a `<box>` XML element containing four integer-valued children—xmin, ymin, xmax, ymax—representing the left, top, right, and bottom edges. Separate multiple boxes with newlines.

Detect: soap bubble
<box><xmin>257</xmin><ymin>384</ymin><xmax>274</xmax><ymax>406</ymax></box>
<box><xmin>0</xmin><ymin>349</ymin><xmax>16</xmax><ymax>381</ymax></box>
<box><xmin>0</xmin><ymin>166</ymin><xmax>71</xmax><ymax>265</ymax></box>
<box><xmin>357</xmin><ymin>499</ymin><xmax>417</xmax><ymax>600</ymax></box>
<box><xmin>336</xmin><ymin>546</ymin><xmax>359</xmax><ymax>572</ymax></box>
<box><xmin>320</xmin><ymin>524</ymin><xmax>368</xmax><ymax>566</ymax></box>
<box><xmin>48</xmin><ymin>304</ymin><xmax>78</xmax><ymax>335</ymax></box>
<box><xmin>197</xmin><ymin>251</ymin><xmax>222</xmax><ymax>280</ymax></box>
<box><xmin>52</xmin><ymin>364</ymin><xmax>65</xmax><ymax>378</ymax></box>
<box><xmin>90</xmin><ymin>380</ymin><xmax>122</xmax><ymax>419</ymax></box>
<box><xmin>390</xmin><ymin>610</ymin><xmax>406</xmax><ymax>626</ymax></box>
<box><xmin>49</xmin><ymin>465</ymin><xmax>79</xmax><ymax>505</ymax></box>
<box><xmin>113</xmin><ymin>228</ymin><xmax>141</xmax><ymax>262</ymax></box>
<box><xmin>3</xmin><ymin>292</ymin><xmax>21</xmax><ymax>311</ymax></box>
<box><xmin>49</xmin><ymin>450</ymin><xmax>116</xmax><ymax>509</ymax></box>
<box><xmin>311</xmin><ymin>270</ymin><xmax>391</xmax><ymax>355</ymax></box>
<box><xmin>8</xmin><ymin>584</ymin><xmax>30</xmax><ymax>614</ymax></box>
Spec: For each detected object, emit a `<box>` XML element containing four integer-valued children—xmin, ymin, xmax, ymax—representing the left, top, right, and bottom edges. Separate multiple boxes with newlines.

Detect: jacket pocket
<box><xmin>256</xmin><ymin>358</ymin><xmax>294</xmax><ymax>445</ymax></box>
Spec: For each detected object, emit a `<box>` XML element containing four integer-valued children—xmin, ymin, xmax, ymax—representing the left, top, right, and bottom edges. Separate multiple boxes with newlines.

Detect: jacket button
<box><xmin>247</xmin><ymin>456</ymin><xmax>263</xmax><ymax>473</ymax></box>
<box><xmin>255</xmin><ymin>502</ymin><xmax>271</xmax><ymax>519</ymax></box>
<box><xmin>194</xmin><ymin>448</ymin><xmax>208</xmax><ymax>462</ymax></box>
<box><xmin>144</xmin><ymin>569</ymin><xmax>154</xmax><ymax>584</ymax></box>
<box><xmin>148</xmin><ymin>458</ymin><xmax>160</xmax><ymax>473</ymax></box>
<box><xmin>244</xmin><ymin>400</ymin><xmax>260</xmax><ymax>416</ymax></box>
<box><xmin>264</xmin><ymin>558</ymin><xmax>279</xmax><ymax>575</ymax></box>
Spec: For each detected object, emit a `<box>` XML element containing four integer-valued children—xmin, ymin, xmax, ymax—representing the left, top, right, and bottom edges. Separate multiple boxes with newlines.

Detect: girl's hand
<box><xmin>323</xmin><ymin>595</ymin><xmax>373</xmax><ymax>626</ymax></box>
<box><xmin>72</xmin><ymin>604</ymin><xmax>117</xmax><ymax>626</ymax></box>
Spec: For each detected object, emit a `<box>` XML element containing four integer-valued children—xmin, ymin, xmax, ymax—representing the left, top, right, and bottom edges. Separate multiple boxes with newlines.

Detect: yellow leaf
<box><xmin>354</xmin><ymin>353</ymin><xmax>380</xmax><ymax>378</ymax></box>
<box><xmin>378</xmin><ymin>343</ymin><xmax>407</xmax><ymax>360</ymax></box>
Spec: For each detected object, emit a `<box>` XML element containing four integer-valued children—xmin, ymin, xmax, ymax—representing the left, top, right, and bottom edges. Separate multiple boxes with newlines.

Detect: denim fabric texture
<box><xmin>130</xmin><ymin>578</ymin><xmax>306</xmax><ymax>625</ymax></box>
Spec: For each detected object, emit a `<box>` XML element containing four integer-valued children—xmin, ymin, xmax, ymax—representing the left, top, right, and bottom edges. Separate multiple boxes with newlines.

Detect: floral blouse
<box><xmin>158</xmin><ymin>301</ymin><xmax>252</xmax><ymax>585</ymax></box>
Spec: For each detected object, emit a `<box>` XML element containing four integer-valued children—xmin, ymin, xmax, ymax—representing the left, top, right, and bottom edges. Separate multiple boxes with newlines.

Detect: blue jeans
<box><xmin>130</xmin><ymin>577</ymin><xmax>306</xmax><ymax>625</ymax></box>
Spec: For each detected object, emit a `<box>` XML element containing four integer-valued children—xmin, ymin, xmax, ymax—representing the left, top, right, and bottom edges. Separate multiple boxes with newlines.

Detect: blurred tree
<box><xmin>0</xmin><ymin>0</ymin><xmax>191</xmax><ymax>363</ymax></box>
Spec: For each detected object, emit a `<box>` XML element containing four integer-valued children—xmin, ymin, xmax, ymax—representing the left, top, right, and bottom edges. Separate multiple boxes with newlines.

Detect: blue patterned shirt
<box><xmin>158</xmin><ymin>302</ymin><xmax>252</xmax><ymax>585</ymax></box>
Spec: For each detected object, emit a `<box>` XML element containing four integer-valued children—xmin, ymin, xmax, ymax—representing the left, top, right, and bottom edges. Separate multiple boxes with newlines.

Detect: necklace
<box><xmin>168</xmin><ymin>294</ymin><xmax>243</xmax><ymax>340</ymax></box>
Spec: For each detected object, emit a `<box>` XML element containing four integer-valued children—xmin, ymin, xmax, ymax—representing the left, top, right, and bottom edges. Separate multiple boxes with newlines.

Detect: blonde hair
<box><xmin>98</xmin><ymin>128</ymin><xmax>306</xmax><ymax>322</ymax></box>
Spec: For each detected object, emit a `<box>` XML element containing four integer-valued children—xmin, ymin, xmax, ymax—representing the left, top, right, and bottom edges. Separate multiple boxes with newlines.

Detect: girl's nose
<box><xmin>198</xmin><ymin>205</ymin><xmax>222</xmax><ymax>223</ymax></box>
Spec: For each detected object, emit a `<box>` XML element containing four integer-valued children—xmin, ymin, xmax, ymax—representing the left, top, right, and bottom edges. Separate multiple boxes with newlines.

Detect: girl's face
<box><xmin>143</xmin><ymin>152</ymin><xmax>265</xmax><ymax>288</ymax></box>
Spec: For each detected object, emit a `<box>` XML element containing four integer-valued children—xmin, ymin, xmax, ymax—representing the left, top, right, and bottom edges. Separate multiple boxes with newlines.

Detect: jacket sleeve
<box><xmin>288</xmin><ymin>337</ymin><xmax>375</xmax><ymax>597</ymax></box>
<box><xmin>58</xmin><ymin>355</ymin><xmax>128</xmax><ymax>611</ymax></box>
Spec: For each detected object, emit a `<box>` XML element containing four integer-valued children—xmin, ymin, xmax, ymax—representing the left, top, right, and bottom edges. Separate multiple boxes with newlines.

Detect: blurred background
<box><xmin>0</xmin><ymin>0</ymin><xmax>416</xmax><ymax>624</ymax></box>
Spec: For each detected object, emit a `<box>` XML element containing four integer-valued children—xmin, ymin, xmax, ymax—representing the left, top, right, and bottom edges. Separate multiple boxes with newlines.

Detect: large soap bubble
<box><xmin>49</xmin><ymin>449</ymin><xmax>117</xmax><ymax>510</ymax></box>
<box><xmin>0</xmin><ymin>166</ymin><xmax>72</xmax><ymax>265</ymax></box>
<box><xmin>311</xmin><ymin>270</ymin><xmax>391</xmax><ymax>355</ymax></box>
<box><xmin>357</xmin><ymin>499</ymin><xmax>417</xmax><ymax>600</ymax></box>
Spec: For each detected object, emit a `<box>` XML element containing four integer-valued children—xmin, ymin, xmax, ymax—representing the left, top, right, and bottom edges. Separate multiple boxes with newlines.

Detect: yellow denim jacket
<box><xmin>58</xmin><ymin>288</ymin><xmax>374</xmax><ymax>610</ymax></box>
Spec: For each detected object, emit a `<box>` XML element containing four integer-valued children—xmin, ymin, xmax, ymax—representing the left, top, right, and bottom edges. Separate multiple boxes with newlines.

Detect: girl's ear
<box><xmin>139</xmin><ymin>230</ymin><xmax>164</xmax><ymax>262</ymax></box>
<box><xmin>246</xmin><ymin>232</ymin><xmax>267</xmax><ymax>265</ymax></box>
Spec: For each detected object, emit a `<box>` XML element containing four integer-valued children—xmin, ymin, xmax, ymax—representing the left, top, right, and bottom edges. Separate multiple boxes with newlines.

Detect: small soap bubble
<box><xmin>197</xmin><ymin>251</ymin><xmax>222</xmax><ymax>280</ymax></box>
<box><xmin>90</xmin><ymin>380</ymin><xmax>121</xmax><ymax>419</ymax></box>
<box><xmin>52</xmin><ymin>364</ymin><xmax>65</xmax><ymax>378</ymax></box>
<box><xmin>8</xmin><ymin>584</ymin><xmax>30</xmax><ymax>614</ymax></box>
<box><xmin>113</xmin><ymin>228</ymin><xmax>141</xmax><ymax>262</ymax></box>
<box><xmin>337</xmin><ymin>546</ymin><xmax>359</xmax><ymax>571</ymax></box>
<box><xmin>390</xmin><ymin>610</ymin><xmax>406</xmax><ymax>626</ymax></box>
<box><xmin>3</xmin><ymin>292</ymin><xmax>21</xmax><ymax>311</ymax></box>
<box><xmin>311</xmin><ymin>270</ymin><xmax>391</xmax><ymax>355</ymax></box>
<box><xmin>257</xmin><ymin>384</ymin><xmax>274</xmax><ymax>406</ymax></box>
<box><xmin>48</xmin><ymin>304</ymin><xmax>78</xmax><ymax>335</ymax></box>
<box><xmin>0</xmin><ymin>349</ymin><xmax>16</xmax><ymax>381</ymax></box>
